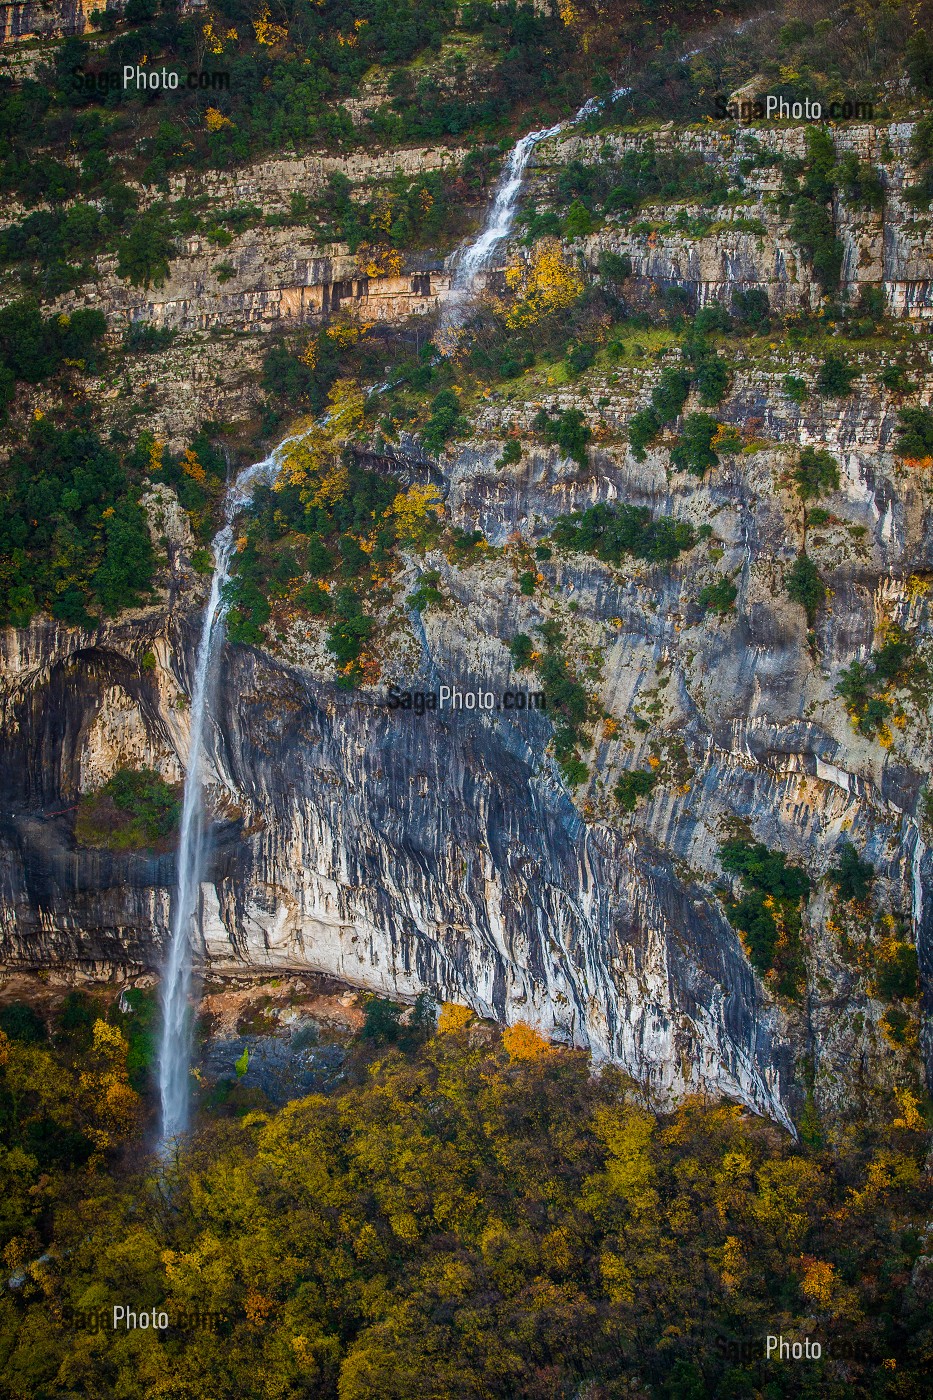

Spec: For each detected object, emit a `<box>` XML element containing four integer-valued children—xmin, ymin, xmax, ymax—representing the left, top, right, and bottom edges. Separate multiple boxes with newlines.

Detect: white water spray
<box><xmin>157</xmin><ymin>448</ymin><xmax>287</xmax><ymax>1148</ymax></box>
<box><xmin>438</xmin><ymin>82</ymin><xmax>631</xmax><ymax>338</ymax></box>
<box><xmin>438</xmin><ymin>9</ymin><xmax>775</xmax><ymax>336</ymax></box>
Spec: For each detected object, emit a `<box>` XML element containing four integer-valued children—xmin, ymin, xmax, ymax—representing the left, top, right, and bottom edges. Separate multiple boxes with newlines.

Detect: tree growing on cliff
<box><xmin>504</xmin><ymin>237</ymin><xmax>584</xmax><ymax>329</ymax></box>
<box><xmin>116</xmin><ymin>213</ymin><xmax>175</xmax><ymax>288</ymax></box>
<box><xmin>794</xmin><ymin>446</ymin><xmax>839</xmax><ymax>501</ymax></box>
<box><xmin>670</xmin><ymin>413</ymin><xmax>719</xmax><ymax>477</ymax></box>
<box><xmin>828</xmin><ymin>841</ymin><xmax>875</xmax><ymax>903</ymax></box>
<box><xmin>786</xmin><ymin>551</ymin><xmax>825</xmax><ymax>623</ymax></box>
<box><xmin>788</xmin><ymin>127</ymin><xmax>844</xmax><ymax>294</ymax></box>
<box><xmin>895</xmin><ymin>407</ymin><xmax>933</xmax><ymax>463</ymax></box>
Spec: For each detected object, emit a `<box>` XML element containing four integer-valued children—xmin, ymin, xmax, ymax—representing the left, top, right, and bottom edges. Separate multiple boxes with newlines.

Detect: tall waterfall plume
<box><xmin>157</xmin><ymin>451</ymin><xmax>286</xmax><ymax>1148</ymax></box>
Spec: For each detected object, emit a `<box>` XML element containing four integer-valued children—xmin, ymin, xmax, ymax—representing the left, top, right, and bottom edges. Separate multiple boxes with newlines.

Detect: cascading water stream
<box><xmin>157</xmin><ymin>448</ymin><xmax>288</xmax><ymax>1149</ymax></box>
<box><xmin>439</xmin><ymin>11</ymin><xmax>772</xmax><ymax>337</ymax></box>
<box><xmin>438</xmin><ymin>88</ymin><xmax>628</xmax><ymax>338</ymax></box>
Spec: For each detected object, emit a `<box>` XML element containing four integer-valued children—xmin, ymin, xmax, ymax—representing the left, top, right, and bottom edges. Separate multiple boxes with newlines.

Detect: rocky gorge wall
<box><xmin>37</xmin><ymin>118</ymin><xmax>933</xmax><ymax>346</ymax></box>
<box><xmin>0</xmin><ymin>93</ymin><xmax>931</xmax><ymax>1135</ymax></box>
<box><xmin>0</xmin><ymin>348</ymin><xmax>930</xmax><ymax>1133</ymax></box>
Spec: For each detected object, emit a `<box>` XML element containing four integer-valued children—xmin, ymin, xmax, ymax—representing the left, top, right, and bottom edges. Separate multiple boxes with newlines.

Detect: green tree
<box><xmin>895</xmin><ymin>407</ymin><xmax>933</xmax><ymax>459</ymax></box>
<box><xmin>116</xmin><ymin>214</ymin><xmax>175</xmax><ymax>288</ymax></box>
<box><xmin>794</xmin><ymin>446</ymin><xmax>839</xmax><ymax>501</ymax></box>
<box><xmin>786</xmin><ymin>552</ymin><xmax>824</xmax><ymax>622</ymax></box>
<box><xmin>615</xmin><ymin>768</ymin><xmax>658</xmax><ymax>811</ymax></box>
<box><xmin>827</xmin><ymin>842</ymin><xmax>874</xmax><ymax>902</ymax></box>
<box><xmin>670</xmin><ymin>413</ymin><xmax>719</xmax><ymax>477</ymax></box>
<box><xmin>816</xmin><ymin>355</ymin><xmax>856</xmax><ymax>397</ymax></box>
<box><xmin>698</xmin><ymin>576</ymin><xmax>737</xmax><ymax>616</ymax></box>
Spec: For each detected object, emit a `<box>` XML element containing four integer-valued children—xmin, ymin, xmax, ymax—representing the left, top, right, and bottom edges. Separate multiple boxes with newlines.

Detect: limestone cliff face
<box><xmin>539</xmin><ymin>120</ymin><xmax>933</xmax><ymax>318</ymax></box>
<box><xmin>0</xmin><ymin>0</ymin><xmax>204</xmax><ymax>44</ymax></box>
<box><xmin>41</xmin><ymin>119</ymin><xmax>932</xmax><ymax>345</ymax></box>
<box><xmin>0</xmin><ymin>349</ymin><xmax>930</xmax><ymax>1132</ymax></box>
<box><xmin>0</xmin><ymin>107</ymin><xmax>930</xmax><ymax>1133</ymax></box>
<box><xmin>0</xmin><ymin>598</ymin><xmax>797</xmax><ymax>1129</ymax></box>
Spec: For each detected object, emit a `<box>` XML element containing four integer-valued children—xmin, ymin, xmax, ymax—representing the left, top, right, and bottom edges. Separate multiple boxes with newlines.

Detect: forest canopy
<box><xmin>0</xmin><ymin>1008</ymin><xmax>930</xmax><ymax>1399</ymax></box>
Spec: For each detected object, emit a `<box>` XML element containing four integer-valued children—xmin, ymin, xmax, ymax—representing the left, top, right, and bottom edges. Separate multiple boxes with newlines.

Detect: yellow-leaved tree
<box><xmin>505</xmin><ymin>237</ymin><xmax>584</xmax><ymax>329</ymax></box>
<box><xmin>278</xmin><ymin>378</ymin><xmax>364</xmax><ymax>508</ymax></box>
<box><xmin>437</xmin><ymin>1003</ymin><xmax>473</xmax><ymax>1035</ymax></box>
<box><xmin>390</xmin><ymin>483</ymin><xmax>443</xmax><ymax>548</ymax></box>
<box><xmin>78</xmin><ymin>1020</ymin><xmax>140</xmax><ymax>1154</ymax></box>
<box><xmin>501</xmin><ymin>1022</ymin><xmax>552</xmax><ymax>1062</ymax></box>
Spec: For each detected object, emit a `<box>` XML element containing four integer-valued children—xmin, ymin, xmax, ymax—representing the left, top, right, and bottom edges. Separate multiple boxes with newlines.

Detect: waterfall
<box><xmin>438</xmin><ymin>84</ymin><xmax>630</xmax><ymax>338</ymax></box>
<box><xmin>438</xmin><ymin>10</ymin><xmax>775</xmax><ymax>336</ymax></box>
<box><xmin>910</xmin><ymin>824</ymin><xmax>926</xmax><ymax>937</ymax></box>
<box><xmin>157</xmin><ymin>448</ymin><xmax>287</xmax><ymax>1148</ymax></box>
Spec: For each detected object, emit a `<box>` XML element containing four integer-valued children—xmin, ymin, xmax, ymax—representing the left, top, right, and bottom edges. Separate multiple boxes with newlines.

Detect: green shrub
<box><xmin>297</xmin><ymin>581</ymin><xmax>331</xmax><ymax>616</ymax></box>
<box><xmin>551</xmin><ymin>502</ymin><xmax>695</xmax><ymax>565</ymax></box>
<box><xmin>683</xmin><ymin>330</ymin><xmax>730</xmax><ymax>406</ymax></box>
<box><xmin>785</xmin><ymin>551</ymin><xmax>825</xmax><ymax>622</ymax></box>
<box><xmin>880</xmin><ymin>365</ymin><xmax>916</xmax><ymax>393</ymax></box>
<box><xmin>693</xmin><ymin>303</ymin><xmax>731</xmax><ymax>334</ymax></box>
<box><xmin>670</xmin><ymin>413</ymin><xmax>719</xmax><ymax>477</ymax></box>
<box><xmin>565</xmin><ymin>341</ymin><xmax>595</xmax><ymax>375</ymax></box>
<box><xmin>895</xmin><ymin>407</ymin><xmax>933</xmax><ymax>459</ymax></box>
<box><xmin>534</xmin><ymin>408</ymin><xmax>592</xmax><ymax>468</ymax></box>
<box><xmin>75</xmin><ymin>766</ymin><xmax>181</xmax><ymax>850</ymax></box>
<box><xmin>827</xmin><ymin>841</ymin><xmax>874</xmax><ymax>902</ymax></box>
<box><xmin>55</xmin><ymin>990</ymin><xmax>95</xmax><ymax>1049</ymax></box>
<box><xmin>614</xmin><ymin>768</ymin><xmax>658</xmax><ymax>812</ymax></box>
<box><xmin>880</xmin><ymin>1006</ymin><xmax>911</xmax><ymax>1044</ymax></box>
<box><xmin>0</xmin><ymin>1003</ymin><xmax>46</xmax><ymax>1043</ymax></box>
<box><xmin>788</xmin><ymin>128</ymin><xmax>844</xmax><ymax>293</ymax></box>
<box><xmin>361</xmin><ymin>996</ymin><xmax>404</xmax><ymax>1044</ymax></box>
<box><xmin>116</xmin><ymin>214</ymin><xmax>175</xmax><ymax>288</ymax></box>
<box><xmin>509</xmin><ymin>633</ymin><xmax>534</xmax><ymax>669</ymax></box>
<box><xmin>795</xmin><ymin>446</ymin><xmax>839</xmax><ymax>501</ymax></box>
<box><xmin>498</xmin><ymin>439</ymin><xmax>522</xmax><ymax>466</ymax></box>
<box><xmin>816</xmin><ymin>355</ymin><xmax>856</xmax><ymax>397</ymax></box>
<box><xmin>834</xmin><ymin>153</ymin><xmax>884</xmax><ymax>212</ymax></box>
<box><xmin>597</xmin><ymin>250</ymin><xmax>632</xmax><ymax>282</ymax></box>
<box><xmin>518</xmin><ymin>570</ymin><xmax>536</xmax><ymax>596</ymax></box>
<box><xmin>875</xmin><ymin>943</ymin><xmax>919</xmax><ymax>1001</ymax></box>
<box><xmin>449</xmin><ymin>528</ymin><xmax>487</xmax><ymax>563</ymax></box>
<box><xmin>408</xmin><ymin>569</ymin><xmax>444</xmax><ymax>612</ymax></box>
<box><xmin>123</xmin><ymin>322</ymin><xmax>176</xmax><ymax>355</ymax></box>
<box><xmin>783</xmin><ymin>374</ymin><xmax>808</xmax><ymax>405</ymax></box>
<box><xmin>835</xmin><ymin>626</ymin><xmax>922</xmax><ymax>736</ymax></box>
<box><xmin>422</xmin><ymin>390</ymin><xmax>466</xmax><ymax>456</ymax></box>
<box><xmin>512</xmin><ymin>621</ymin><xmax>592</xmax><ymax>777</ymax></box>
<box><xmin>628</xmin><ymin>406</ymin><xmax>662</xmax><ymax>460</ymax></box>
<box><xmin>115</xmin><ymin>986</ymin><xmax>158</xmax><ymax>1090</ymax></box>
<box><xmin>719</xmin><ymin>839</ymin><xmax>810</xmax><ymax>992</ymax></box>
<box><xmin>559</xmin><ymin>755</ymin><xmax>589</xmax><ymax>786</ymax></box>
<box><xmin>564</xmin><ymin>200</ymin><xmax>594</xmax><ymax>238</ymax></box>
<box><xmin>698</xmin><ymin>576</ymin><xmax>737</xmax><ymax>616</ymax></box>
<box><xmin>652</xmin><ymin>365</ymin><xmax>691</xmax><ymax>420</ymax></box>
<box><xmin>629</xmin><ymin>365</ymin><xmax>691</xmax><ymax>460</ymax></box>
<box><xmin>907</xmin><ymin>29</ymin><xmax>933</xmax><ymax>95</ymax></box>
<box><xmin>326</xmin><ymin>588</ymin><xmax>373</xmax><ymax>679</ymax></box>
<box><xmin>732</xmin><ymin>288</ymin><xmax>770</xmax><ymax>330</ymax></box>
